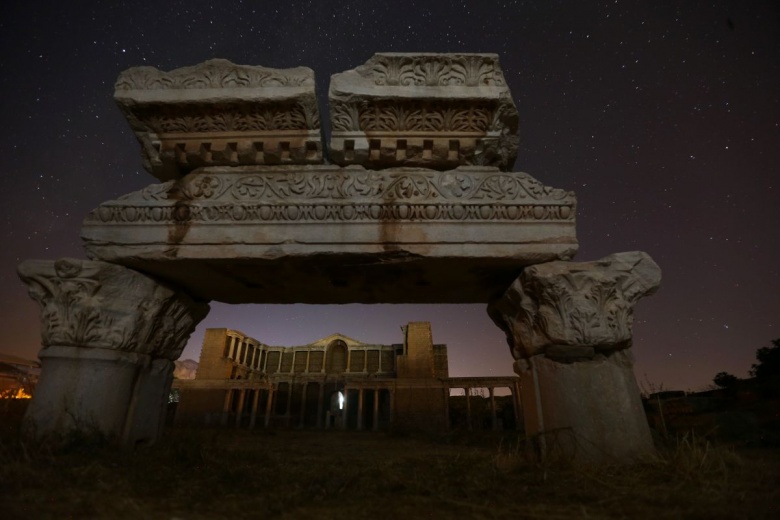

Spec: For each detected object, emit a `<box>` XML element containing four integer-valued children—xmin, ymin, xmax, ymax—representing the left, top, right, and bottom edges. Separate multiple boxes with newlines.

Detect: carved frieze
<box><xmin>83</xmin><ymin>165</ymin><xmax>574</xmax><ymax>226</ymax></box>
<box><xmin>115</xmin><ymin>59</ymin><xmax>323</xmax><ymax>181</ymax></box>
<box><xmin>18</xmin><ymin>258</ymin><xmax>209</xmax><ymax>360</ymax></box>
<box><xmin>80</xmin><ymin>165</ymin><xmax>577</xmax><ymax>304</ymax></box>
<box><xmin>488</xmin><ymin>252</ymin><xmax>661</xmax><ymax>362</ymax></box>
<box><xmin>329</xmin><ymin>53</ymin><xmax>519</xmax><ymax>170</ymax></box>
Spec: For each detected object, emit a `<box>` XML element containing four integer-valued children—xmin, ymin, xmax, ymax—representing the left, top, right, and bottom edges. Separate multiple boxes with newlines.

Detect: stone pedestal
<box><xmin>517</xmin><ymin>351</ymin><xmax>652</xmax><ymax>463</ymax></box>
<box><xmin>489</xmin><ymin>251</ymin><xmax>661</xmax><ymax>464</ymax></box>
<box><xmin>17</xmin><ymin>258</ymin><xmax>209</xmax><ymax>446</ymax></box>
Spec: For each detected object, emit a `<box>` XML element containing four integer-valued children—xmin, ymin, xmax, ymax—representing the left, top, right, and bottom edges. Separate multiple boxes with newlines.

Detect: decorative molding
<box><xmin>134</xmin><ymin>100</ymin><xmax>320</xmax><ymax>133</ymax></box>
<box><xmin>329</xmin><ymin>53</ymin><xmax>519</xmax><ymax>171</ymax></box>
<box><xmin>331</xmin><ymin>100</ymin><xmax>496</xmax><ymax>133</ymax></box>
<box><xmin>361</xmin><ymin>54</ymin><xmax>506</xmax><ymax>87</ymax></box>
<box><xmin>115</xmin><ymin>59</ymin><xmax>314</xmax><ymax>90</ymax></box>
<box><xmin>114</xmin><ymin>60</ymin><xmax>323</xmax><ymax>180</ymax></box>
<box><xmin>85</xmin><ymin>167</ymin><xmax>575</xmax><ymax>225</ymax></box>
<box><xmin>488</xmin><ymin>252</ymin><xmax>662</xmax><ymax>362</ymax></box>
<box><xmin>17</xmin><ymin>258</ymin><xmax>209</xmax><ymax>360</ymax></box>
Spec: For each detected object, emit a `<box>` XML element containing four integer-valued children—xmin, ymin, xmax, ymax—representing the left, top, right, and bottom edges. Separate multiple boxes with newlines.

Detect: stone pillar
<box><xmin>221</xmin><ymin>390</ymin><xmax>232</xmax><ymax>426</ymax></box>
<box><xmin>372</xmin><ymin>389</ymin><xmax>380</xmax><ymax>431</ymax></box>
<box><xmin>299</xmin><ymin>382</ymin><xmax>307</xmax><ymax>428</ymax></box>
<box><xmin>341</xmin><ymin>386</ymin><xmax>349</xmax><ymax>430</ymax></box>
<box><xmin>17</xmin><ymin>258</ymin><xmax>209</xmax><ymax>446</ymax></box>
<box><xmin>235</xmin><ymin>389</ymin><xmax>246</xmax><ymax>428</ymax></box>
<box><xmin>512</xmin><ymin>381</ymin><xmax>522</xmax><ymax>431</ymax></box>
<box><xmin>388</xmin><ymin>388</ymin><xmax>395</xmax><ymax>427</ymax></box>
<box><xmin>357</xmin><ymin>387</ymin><xmax>364</xmax><ymax>431</ymax></box>
<box><xmin>249</xmin><ymin>389</ymin><xmax>261</xmax><ymax>429</ymax></box>
<box><xmin>264</xmin><ymin>386</ymin><xmax>275</xmax><ymax>428</ymax></box>
<box><xmin>316</xmin><ymin>382</ymin><xmax>325</xmax><ymax>429</ymax></box>
<box><xmin>488</xmin><ymin>251</ymin><xmax>662</xmax><ymax>464</ymax></box>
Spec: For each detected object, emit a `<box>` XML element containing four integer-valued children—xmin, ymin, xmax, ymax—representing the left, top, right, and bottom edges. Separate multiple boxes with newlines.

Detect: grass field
<box><xmin>1</xmin><ymin>405</ymin><xmax>779</xmax><ymax>520</ymax></box>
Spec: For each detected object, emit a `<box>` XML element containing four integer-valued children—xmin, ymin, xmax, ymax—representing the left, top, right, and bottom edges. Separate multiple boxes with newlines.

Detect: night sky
<box><xmin>1</xmin><ymin>1</ymin><xmax>777</xmax><ymax>392</ymax></box>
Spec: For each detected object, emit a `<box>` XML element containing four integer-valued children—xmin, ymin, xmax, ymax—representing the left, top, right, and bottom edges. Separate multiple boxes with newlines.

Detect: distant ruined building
<box><xmin>174</xmin><ymin>322</ymin><xmax>521</xmax><ymax>431</ymax></box>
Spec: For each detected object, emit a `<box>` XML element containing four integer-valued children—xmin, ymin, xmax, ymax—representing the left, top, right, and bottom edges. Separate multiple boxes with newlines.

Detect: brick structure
<box><xmin>174</xmin><ymin>322</ymin><xmax>520</xmax><ymax>432</ymax></box>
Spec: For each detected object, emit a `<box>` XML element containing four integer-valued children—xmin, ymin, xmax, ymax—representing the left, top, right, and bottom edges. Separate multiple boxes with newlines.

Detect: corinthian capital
<box><xmin>18</xmin><ymin>258</ymin><xmax>209</xmax><ymax>360</ymax></box>
<box><xmin>489</xmin><ymin>251</ymin><xmax>661</xmax><ymax>362</ymax></box>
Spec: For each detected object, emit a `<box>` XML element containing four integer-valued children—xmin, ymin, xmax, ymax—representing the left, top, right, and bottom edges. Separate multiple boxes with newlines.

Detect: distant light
<box><xmin>338</xmin><ymin>391</ymin><xmax>344</xmax><ymax>410</ymax></box>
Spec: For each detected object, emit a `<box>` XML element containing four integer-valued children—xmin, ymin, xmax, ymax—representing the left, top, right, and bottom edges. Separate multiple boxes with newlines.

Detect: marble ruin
<box><xmin>115</xmin><ymin>59</ymin><xmax>322</xmax><ymax>181</ymax></box>
<box><xmin>489</xmin><ymin>252</ymin><xmax>662</xmax><ymax>462</ymax></box>
<box><xmin>175</xmin><ymin>322</ymin><xmax>520</xmax><ymax>431</ymax></box>
<box><xmin>19</xmin><ymin>54</ymin><xmax>661</xmax><ymax>463</ymax></box>
<box><xmin>329</xmin><ymin>53</ymin><xmax>519</xmax><ymax>170</ymax></box>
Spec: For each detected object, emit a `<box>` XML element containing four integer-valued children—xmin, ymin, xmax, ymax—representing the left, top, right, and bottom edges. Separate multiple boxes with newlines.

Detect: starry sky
<box><xmin>1</xmin><ymin>1</ymin><xmax>777</xmax><ymax>392</ymax></box>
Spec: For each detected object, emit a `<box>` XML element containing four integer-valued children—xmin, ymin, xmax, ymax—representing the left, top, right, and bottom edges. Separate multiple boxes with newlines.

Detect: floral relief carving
<box><xmin>331</xmin><ymin>100</ymin><xmax>495</xmax><ymax>133</ymax></box>
<box><xmin>488</xmin><ymin>252</ymin><xmax>662</xmax><ymax>362</ymax></box>
<box><xmin>17</xmin><ymin>259</ymin><xmax>209</xmax><ymax>359</ymax></box>
<box><xmin>136</xmin><ymin>101</ymin><xmax>319</xmax><ymax>133</ymax></box>
<box><xmin>115</xmin><ymin>59</ymin><xmax>314</xmax><ymax>90</ymax></box>
<box><xmin>365</xmin><ymin>54</ymin><xmax>504</xmax><ymax>87</ymax></box>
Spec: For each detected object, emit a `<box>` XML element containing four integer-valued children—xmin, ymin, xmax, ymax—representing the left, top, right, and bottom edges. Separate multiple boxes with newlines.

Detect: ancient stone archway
<box><xmin>19</xmin><ymin>55</ymin><xmax>660</xmax><ymax>463</ymax></box>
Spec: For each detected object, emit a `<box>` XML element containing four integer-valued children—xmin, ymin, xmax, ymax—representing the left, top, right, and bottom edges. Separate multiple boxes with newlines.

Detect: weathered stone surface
<box><xmin>488</xmin><ymin>252</ymin><xmax>661</xmax><ymax>464</ymax></box>
<box><xmin>80</xmin><ymin>165</ymin><xmax>577</xmax><ymax>304</ymax></box>
<box><xmin>488</xmin><ymin>251</ymin><xmax>661</xmax><ymax>360</ymax></box>
<box><xmin>17</xmin><ymin>258</ymin><xmax>209</xmax><ymax>444</ymax></box>
<box><xmin>517</xmin><ymin>351</ymin><xmax>654</xmax><ymax>464</ymax></box>
<box><xmin>329</xmin><ymin>53</ymin><xmax>519</xmax><ymax>170</ymax></box>
<box><xmin>115</xmin><ymin>59</ymin><xmax>322</xmax><ymax>181</ymax></box>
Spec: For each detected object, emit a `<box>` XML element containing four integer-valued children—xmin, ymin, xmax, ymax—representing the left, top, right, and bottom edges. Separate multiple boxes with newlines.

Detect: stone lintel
<box><xmin>80</xmin><ymin>165</ymin><xmax>577</xmax><ymax>304</ymax></box>
<box><xmin>115</xmin><ymin>59</ymin><xmax>323</xmax><ymax>181</ymax></box>
<box><xmin>329</xmin><ymin>53</ymin><xmax>519</xmax><ymax>170</ymax></box>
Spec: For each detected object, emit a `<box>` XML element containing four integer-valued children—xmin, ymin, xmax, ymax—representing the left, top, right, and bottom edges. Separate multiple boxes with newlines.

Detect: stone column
<box><xmin>357</xmin><ymin>387</ymin><xmax>364</xmax><ymax>431</ymax></box>
<box><xmin>221</xmin><ymin>389</ymin><xmax>232</xmax><ymax>426</ymax></box>
<box><xmin>299</xmin><ymin>382</ymin><xmax>308</xmax><ymax>428</ymax></box>
<box><xmin>18</xmin><ymin>258</ymin><xmax>209</xmax><ymax>446</ymax></box>
<box><xmin>388</xmin><ymin>388</ymin><xmax>395</xmax><ymax>427</ymax></box>
<box><xmin>264</xmin><ymin>386</ymin><xmax>275</xmax><ymax>428</ymax></box>
<box><xmin>341</xmin><ymin>386</ymin><xmax>349</xmax><ymax>430</ymax></box>
<box><xmin>488</xmin><ymin>251</ymin><xmax>662</xmax><ymax>464</ymax></box>
<box><xmin>512</xmin><ymin>380</ymin><xmax>522</xmax><ymax>431</ymax></box>
<box><xmin>235</xmin><ymin>389</ymin><xmax>246</xmax><ymax>428</ymax></box>
<box><xmin>316</xmin><ymin>382</ymin><xmax>325</xmax><ymax>429</ymax></box>
<box><xmin>372</xmin><ymin>389</ymin><xmax>380</xmax><ymax>431</ymax></box>
<box><xmin>249</xmin><ymin>389</ymin><xmax>261</xmax><ymax>429</ymax></box>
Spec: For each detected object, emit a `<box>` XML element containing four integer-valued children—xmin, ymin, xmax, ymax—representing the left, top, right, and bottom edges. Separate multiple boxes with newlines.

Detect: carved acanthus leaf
<box><xmin>115</xmin><ymin>59</ymin><xmax>314</xmax><ymax>90</ymax></box>
<box><xmin>18</xmin><ymin>258</ymin><xmax>209</xmax><ymax>360</ymax></box>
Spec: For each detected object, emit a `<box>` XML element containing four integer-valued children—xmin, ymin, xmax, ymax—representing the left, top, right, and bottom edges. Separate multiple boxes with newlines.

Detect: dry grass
<box><xmin>0</xmin><ymin>414</ymin><xmax>778</xmax><ymax>519</ymax></box>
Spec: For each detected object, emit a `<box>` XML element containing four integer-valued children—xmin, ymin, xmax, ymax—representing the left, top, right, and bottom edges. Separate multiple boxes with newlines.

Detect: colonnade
<box><xmin>205</xmin><ymin>376</ymin><xmax>522</xmax><ymax>432</ymax></box>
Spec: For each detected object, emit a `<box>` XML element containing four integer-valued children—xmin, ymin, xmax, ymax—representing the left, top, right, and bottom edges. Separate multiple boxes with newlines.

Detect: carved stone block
<box><xmin>115</xmin><ymin>59</ymin><xmax>323</xmax><ymax>181</ymax></box>
<box><xmin>488</xmin><ymin>251</ymin><xmax>661</xmax><ymax>360</ymax></box>
<box><xmin>517</xmin><ymin>350</ymin><xmax>655</xmax><ymax>464</ymax></box>
<box><xmin>329</xmin><ymin>53</ymin><xmax>519</xmax><ymax>170</ymax></box>
<box><xmin>17</xmin><ymin>258</ymin><xmax>209</xmax><ymax>444</ymax></box>
<box><xmin>80</xmin><ymin>165</ymin><xmax>577</xmax><ymax>304</ymax></box>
